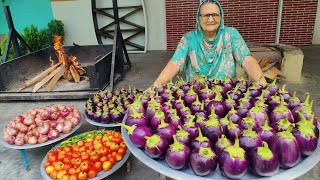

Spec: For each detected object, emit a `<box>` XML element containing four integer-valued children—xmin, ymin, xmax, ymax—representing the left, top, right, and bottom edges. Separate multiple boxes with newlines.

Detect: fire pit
<box><xmin>0</xmin><ymin>44</ymin><xmax>125</xmax><ymax>101</ymax></box>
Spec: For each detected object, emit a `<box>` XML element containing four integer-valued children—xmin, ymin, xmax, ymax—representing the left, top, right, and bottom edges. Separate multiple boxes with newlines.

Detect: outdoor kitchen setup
<box><xmin>0</xmin><ymin>0</ymin><xmax>131</xmax><ymax>101</ymax></box>
<box><xmin>0</xmin><ymin>0</ymin><xmax>319</xmax><ymax>180</ymax></box>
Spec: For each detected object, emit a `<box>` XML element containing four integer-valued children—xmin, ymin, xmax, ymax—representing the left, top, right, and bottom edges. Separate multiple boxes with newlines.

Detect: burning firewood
<box><xmin>17</xmin><ymin>35</ymin><xmax>86</xmax><ymax>92</ymax></box>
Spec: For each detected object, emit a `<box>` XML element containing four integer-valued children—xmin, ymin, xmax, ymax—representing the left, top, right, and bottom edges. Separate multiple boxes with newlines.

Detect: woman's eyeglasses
<box><xmin>200</xmin><ymin>13</ymin><xmax>220</xmax><ymax>21</ymax></box>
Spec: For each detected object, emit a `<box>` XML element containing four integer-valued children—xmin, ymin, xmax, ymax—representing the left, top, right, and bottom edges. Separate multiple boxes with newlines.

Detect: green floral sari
<box><xmin>171</xmin><ymin>0</ymin><xmax>251</xmax><ymax>82</ymax></box>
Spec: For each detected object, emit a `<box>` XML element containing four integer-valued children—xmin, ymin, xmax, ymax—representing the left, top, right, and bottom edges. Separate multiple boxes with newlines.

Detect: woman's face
<box><xmin>199</xmin><ymin>3</ymin><xmax>221</xmax><ymax>33</ymax></box>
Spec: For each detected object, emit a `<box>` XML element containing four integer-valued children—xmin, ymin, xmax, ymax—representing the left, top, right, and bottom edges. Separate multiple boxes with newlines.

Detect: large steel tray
<box><xmin>40</xmin><ymin>130</ymin><xmax>130</xmax><ymax>180</ymax></box>
<box><xmin>121</xmin><ymin>117</ymin><xmax>320</xmax><ymax>180</ymax></box>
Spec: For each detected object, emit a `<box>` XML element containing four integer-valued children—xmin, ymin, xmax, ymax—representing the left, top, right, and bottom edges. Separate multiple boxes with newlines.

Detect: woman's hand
<box><xmin>242</xmin><ymin>56</ymin><xmax>268</xmax><ymax>87</ymax></box>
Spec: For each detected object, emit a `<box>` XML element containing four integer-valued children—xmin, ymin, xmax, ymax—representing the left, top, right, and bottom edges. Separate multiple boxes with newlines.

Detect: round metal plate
<box><xmin>40</xmin><ymin>131</ymin><xmax>130</xmax><ymax>180</ymax></box>
<box><xmin>0</xmin><ymin>120</ymin><xmax>83</xmax><ymax>150</ymax></box>
<box><xmin>121</xmin><ymin>117</ymin><xmax>320</xmax><ymax>180</ymax></box>
<box><xmin>84</xmin><ymin>114</ymin><xmax>120</xmax><ymax>127</ymax></box>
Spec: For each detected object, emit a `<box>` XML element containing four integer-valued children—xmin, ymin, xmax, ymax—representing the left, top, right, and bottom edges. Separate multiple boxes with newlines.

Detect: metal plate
<box><xmin>40</xmin><ymin>131</ymin><xmax>130</xmax><ymax>180</ymax></box>
<box><xmin>121</xmin><ymin>116</ymin><xmax>320</xmax><ymax>180</ymax></box>
<box><xmin>84</xmin><ymin>114</ymin><xmax>120</xmax><ymax>127</ymax></box>
<box><xmin>0</xmin><ymin>121</ymin><xmax>83</xmax><ymax>150</ymax></box>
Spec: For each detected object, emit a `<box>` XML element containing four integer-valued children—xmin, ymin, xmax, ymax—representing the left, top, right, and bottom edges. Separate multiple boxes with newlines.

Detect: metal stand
<box><xmin>92</xmin><ymin>0</ymin><xmax>131</xmax><ymax>91</ymax></box>
<box><xmin>2</xmin><ymin>6</ymin><xmax>32</xmax><ymax>63</ymax></box>
<box><xmin>19</xmin><ymin>150</ymin><xmax>30</xmax><ymax>171</ymax></box>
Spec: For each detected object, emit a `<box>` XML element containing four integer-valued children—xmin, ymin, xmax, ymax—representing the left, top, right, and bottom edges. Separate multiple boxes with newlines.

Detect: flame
<box><xmin>53</xmin><ymin>35</ymin><xmax>68</xmax><ymax>66</ymax></box>
<box><xmin>49</xmin><ymin>57</ymin><xmax>54</xmax><ymax>66</ymax></box>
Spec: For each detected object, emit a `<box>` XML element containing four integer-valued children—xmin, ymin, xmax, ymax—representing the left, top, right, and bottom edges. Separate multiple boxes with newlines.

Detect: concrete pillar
<box><xmin>280</xmin><ymin>45</ymin><xmax>304</xmax><ymax>82</ymax></box>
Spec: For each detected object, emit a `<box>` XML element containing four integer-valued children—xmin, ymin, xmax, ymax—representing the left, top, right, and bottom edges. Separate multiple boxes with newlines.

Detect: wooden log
<box><xmin>70</xmin><ymin>65</ymin><xmax>80</xmax><ymax>83</ymax></box>
<box><xmin>45</xmin><ymin>65</ymin><xmax>66</xmax><ymax>92</ymax></box>
<box><xmin>32</xmin><ymin>65</ymin><xmax>66</xmax><ymax>92</ymax></box>
<box><xmin>17</xmin><ymin>63</ymin><xmax>60</xmax><ymax>92</ymax></box>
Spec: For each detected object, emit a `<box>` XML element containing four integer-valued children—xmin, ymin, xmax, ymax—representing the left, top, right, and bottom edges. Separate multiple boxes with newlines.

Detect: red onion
<box><xmin>27</xmin><ymin>136</ymin><xmax>38</xmax><ymax>145</ymax></box>
<box><xmin>41</xmin><ymin>110</ymin><xmax>51</xmax><ymax>120</ymax></box>
<box><xmin>50</xmin><ymin>112</ymin><xmax>60</xmax><ymax>120</ymax></box>
<box><xmin>55</xmin><ymin>123</ymin><xmax>64</xmax><ymax>132</ymax></box>
<box><xmin>15</xmin><ymin>115</ymin><xmax>25</xmax><ymax>123</ymax></box>
<box><xmin>57</xmin><ymin>105</ymin><xmax>66</xmax><ymax>111</ymax></box>
<box><xmin>59</xmin><ymin>108</ymin><xmax>70</xmax><ymax>117</ymax></box>
<box><xmin>38</xmin><ymin>121</ymin><xmax>51</xmax><ymax>135</ymax></box>
<box><xmin>56</xmin><ymin>116</ymin><xmax>66</xmax><ymax>124</ymax></box>
<box><xmin>70</xmin><ymin>117</ymin><xmax>80</xmax><ymax>126</ymax></box>
<box><xmin>50</xmin><ymin>106</ymin><xmax>59</xmax><ymax>113</ymax></box>
<box><xmin>48</xmin><ymin>129</ymin><xmax>60</xmax><ymax>139</ymax></box>
<box><xmin>62</xmin><ymin>123</ymin><xmax>73</xmax><ymax>134</ymax></box>
<box><xmin>15</xmin><ymin>137</ymin><xmax>25</xmax><ymax>146</ymax></box>
<box><xmin>6</xmin><ymin>126</ymin><xmax>18</xmax><ymax>136</ymax></box>
<box><xmin>32</xmin><ymin>129</ymin><xmax>40</xmax><ymax>137</ymax></box>
<box><xmin>19</xmin><ymin>124</ymin><xmax>28</xmax><ymax>133</ymax></box>
<box><xmin>38</xmin><ymin>135</ymin><xmax>49</xmax><ymax>143</ymax></box>
<box><xmin>65</xmin><ymin>112</ymin><xmax>74</xmax><ymax>120</ymax></box>
<box><xmin>5</xmin><ymin>135</ymin><xmax>15</xmax><ymax>144</ymax></box>
<box><xmin>23</xmin><ymin>117</ymin><xmax>35</xmax><ymax>126</ymax></box>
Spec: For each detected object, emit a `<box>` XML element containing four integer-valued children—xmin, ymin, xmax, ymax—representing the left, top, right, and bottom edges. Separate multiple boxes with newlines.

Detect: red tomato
<box><xmin>99</xmin><ymin>147</ymin><xmax>108</xmax><ymax>156</ymax></box>
<box><xmin>49</xmin><ymin>171</ymin><xmax>57</xmax><ymax>179</ymax></box>
<box><xmin>56</xmin><ymin>147</ymin><xmax>63</xmax><ymax>152</ymax></box>
<box><xmin>43</xmin><ymin>161</ymin><xmax>51</xmax><ymax>168</ymax></box>
<box><xmin>90</xmin><ymin>154</ymin><xmax>100</xmax><ymax>163</ymax></box>
<box><xmin>64</xmin><ymin>163</ymin><xmax>72</xmax><ymax>171</ymax></box>
<box><xmin>100</xmin><ymin>156</ymin><xmax>107</xmax><ymax>163</ymax></box>
<box><xmin>74</xmin><ymin>158</ymin><xmax>82</xmax><ymax>167</ymax></box>
<box><xmin>77</xmin><ymin>140</ymin><xmax>84</xmax><ymax>147</ymax></box>
<box><xmin>81</xmin><ymin>154</ymin><xmax>89</xmax><ymax>161</ymax></box>
<box><xmin>78</xmin><ymin>172</ymin><xmax>87</xmax><ymax>180</ymax></box>
<box><xmin>93</xmin><ymin>161</ymin><xmax>103</xmax><ymax>171</ymax></box>
<box><xmin>103</xmin><ymin>161</ymin><xmax>112</xmax><ymax>171</ymax></box>
<box><xmin>48</xmin><ymin>154</ymin><xmax>57</xmax><ymax>162</ymax></box>
<box><xmin>88</xmin><ymin>169</ymin><xmax>98</xmax><ymax>178</ymax></box>
<box><xmin>108</xmin><ymin>156</ymin><xmax>116</xmax><ymax>165</ymax></box>
<box><xmin>54</xmin><ymin>161</ymin><xmax>65</xmax><ymax>171</ymax></box>
<box><xmin>61</xmin><ymin>174</ymin><xmax>70</xmax><ymax>180</ymax></box>
<box><xmin>119</xmin><ymin>142</ymin><xmax>127</xmax><ymax>149</ymax></box>
<box><xmin>118</xmin><ymin>147</ymin><xmax>126</xmax><ymax>156</ymax></box>
<box><xmin>80</xmin><ymin>162</ymin><xmax>89</xmax><ymax>172</ymax></box>
<box><xmin>110</xmin><ymin>143</ymin><xmax>119</xmax><ymax>152</ymax></box>
<box><xmin>70</xmin><ymin>174</ymin><xmax>78</xmax><ymax>180</ymax></box>
<box><xmin>45</xmin><ymin>166</ymin><xmax>55</xmax><ymax>175</ymax></box>
<box><xmin>64</xmin><ymin>146</ymin><xmax>72</xmax><ymax>152</ymax></box>
<box><xmin>68</xmin><ymin>168</ymin><xmax>76</xmax><ymax>175</ymax></box>
<box><xmin>63</xmin><ymin>157</ymin><xmax>71</xmax><ymax>164</ymax></box>
<box><xmin>111</xmin><ymin>137</ymin><xmax>121</xmax><ymax>144</ymax></box>
<box><xmin>115</xmin><ymin>153</ymin><xmax>123</xmax><ymax>161</ymax></box>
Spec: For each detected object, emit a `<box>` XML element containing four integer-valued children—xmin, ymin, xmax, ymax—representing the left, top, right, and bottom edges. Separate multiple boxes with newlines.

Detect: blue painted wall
<box><xmin>0</xmin><ymin>0</ymin><xmax>53</xmax><ymax>34</ymax></box>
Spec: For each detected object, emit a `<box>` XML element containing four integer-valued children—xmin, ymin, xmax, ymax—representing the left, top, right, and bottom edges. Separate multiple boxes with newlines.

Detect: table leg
<box><xmin>20</xmin><ymin>150</ymin><xmax>30</xmax><ymax>171</ymax></box>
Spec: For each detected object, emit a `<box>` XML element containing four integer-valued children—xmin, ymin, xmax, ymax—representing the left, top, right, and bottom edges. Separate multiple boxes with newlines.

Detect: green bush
<box><xmin>22</xmin><ymin>24</ymin><xmax>48</xmax><ymax>52</ymax></box>
<box><xmin>47</xmin><ymin>19</ymin><xmax>65</xmax><ymax>45</ymax></box>
<box><xmin>0</xmin><ymin>34</ymin><xmax>15</xmax><ymax>62</ymax></box>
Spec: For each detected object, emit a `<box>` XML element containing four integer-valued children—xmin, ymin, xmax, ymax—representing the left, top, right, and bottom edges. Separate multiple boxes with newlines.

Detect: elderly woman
<box><xmin>152</xmin><ymin>0</ymin><xmax>267</xmax><ymax>87</ymax></box>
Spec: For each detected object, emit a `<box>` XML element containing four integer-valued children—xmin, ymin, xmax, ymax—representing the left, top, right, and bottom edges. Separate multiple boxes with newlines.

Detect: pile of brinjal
<box><xmin>85</xmin><ymin>87</ymin><xmax>142</xmax><ymax>124</ymax></box>
<box><xmin>121</xmin><ymin>77</ymin><xmax>319</xmax><ymax>179</ymax></box>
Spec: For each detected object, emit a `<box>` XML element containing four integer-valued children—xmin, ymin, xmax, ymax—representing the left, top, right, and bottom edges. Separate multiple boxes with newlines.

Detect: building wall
<box><xmin>145</xmin><ymin>0</ymin><xmax>167</xmax><ymax>50</ymax></box>
<box><xmin>0</xmin><ymin>0</ymin><xmax>53</xmax><ymax>34</ymax></box>
<box><xmin>51</xmin><ymin>0</ymin><xmax>167</xmax><ymax>51</ymax></box>
<box><xmin>51</xmin><ymin>0</ymin><xmax>98</xmax><ymax>46</ymax></box>
<box><xmin>166</xmin><ymin>0</ymin><xmax>319</xmax><ymax>51</ymax></box>
<box><xmin>313</xmin><ymin>0</ymin><xmax>320</xmax><ymax>44</ymax></box>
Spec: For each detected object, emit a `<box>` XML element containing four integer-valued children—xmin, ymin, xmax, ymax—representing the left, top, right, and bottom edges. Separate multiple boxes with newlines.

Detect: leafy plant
<box><xmin>47</xmin><ymin>19</ymin><xmax>65</xmax><ymax>45</ymax></box>
<box><xmin>0</xmin><ymin>34</ymin><xmax>15</xmax><ymax>62</ymax></box>
<box><xmin>22</xmin><ymin>24</ymin><xmax>48</xmax><ymax>52</ymax></box>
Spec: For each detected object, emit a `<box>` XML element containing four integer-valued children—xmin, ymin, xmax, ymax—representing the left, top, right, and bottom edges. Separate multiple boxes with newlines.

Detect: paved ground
<box><xmin>0</xmin><ymin>46</ymin><xmax>319</xmax><ymax>179</ymax></box>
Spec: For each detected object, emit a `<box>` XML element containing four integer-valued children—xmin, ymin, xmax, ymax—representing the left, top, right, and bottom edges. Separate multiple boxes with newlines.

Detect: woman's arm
<box><xmin>242</xmin><ymin>55</ymin><xmax>267</xmax><ymax>87</ymax></box>
<box><xmin>153</xmin><ymin>60</ymin><xmax>180</xmax><ymax>86</ymax></box>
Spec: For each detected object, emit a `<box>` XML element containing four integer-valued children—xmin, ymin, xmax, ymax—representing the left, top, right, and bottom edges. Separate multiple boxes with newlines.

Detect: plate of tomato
<box><xmin>40</xmin><ymin>130</ymin><xmax>130</xmax><ymax>180</ymax></box>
